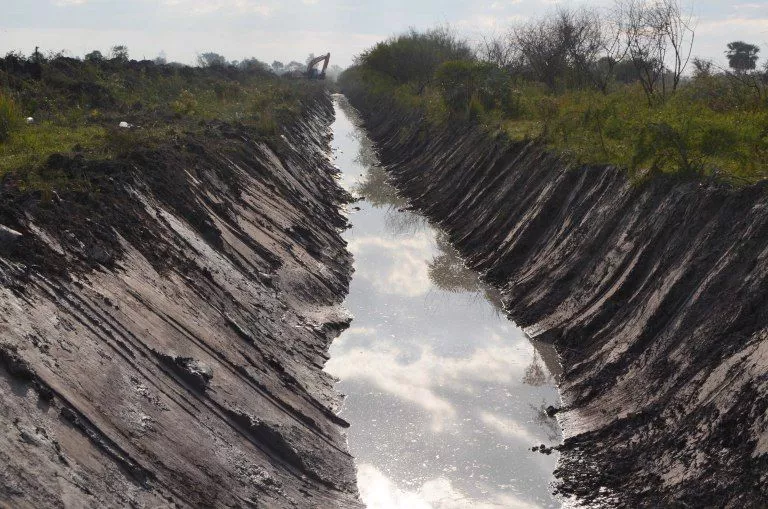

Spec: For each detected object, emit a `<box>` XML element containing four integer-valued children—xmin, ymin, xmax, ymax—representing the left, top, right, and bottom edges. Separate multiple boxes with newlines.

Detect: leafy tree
<box><xmin>691</xmin><ymin>57</ymin><xmax>713</xmax><ymax>78</ymax></box>
<box><xmin>238</xmin><ymin>58</ymin><xmax>270</xmax><ymax>72</ymax></box>
<box><xmin>271</xmin><ymin>61</ymin><xmax>284</xmax><ymax>73</ymax></box>
<box><xmin>85</xmin><ymin>50</ymin><xmax>104</xmax><ymax>63</ymax></box>
<box><xmin>726</xmin><ymin>41</ymin><xmax>760</xmax><ymax>74</ymax></box>
<box><xmin>435</xmin><ymin>60</ymin><xmax>479</xmax><ymax>116</ymax></box>
<box><xmin>110</xmin><ymin>45</ymin><xmax>129</xmax><ymax>62</ymax></box>
<box><xmin>358</xmin><ymin>27</ymin><xmax>473</xmax><ymax>92</ymax></box>
<box><xmin>284</xmin><ymin>61</ymin><xmax>305</xmax><ymax>73</ymax></box>
<box><xmin>197</xmin><ymin>52</ymin><xmax>228</xmax><ymax>68</ymax></box>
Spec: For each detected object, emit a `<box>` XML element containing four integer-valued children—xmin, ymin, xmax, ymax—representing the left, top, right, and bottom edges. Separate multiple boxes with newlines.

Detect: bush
<box><xmin>357</xmin><ymin>27</ymin><xmax>473</xmax><ymax>90</ymax></box>
<box><xmin>632</xmin><ymin>122</ymin><xmax>703</xmax><ymax>178</ymax></box>
<box><xmin>435</xmin><ymin>60</ymin><xmax>478</xmax><ymax>116</ymax></box>
<box><xmin>434</xmin><ymin>60</ymin><xmax>517</xmax><ymax>119</ymax></box>
<box><xmin>172</xmin><ymin>89</ymin><xmax>198</xmax><ymax>116</ymax></box>
<box><xmin>0</xmin><ymin>93</ymin><xmax>21</xmax><ymax>143</ymax></box>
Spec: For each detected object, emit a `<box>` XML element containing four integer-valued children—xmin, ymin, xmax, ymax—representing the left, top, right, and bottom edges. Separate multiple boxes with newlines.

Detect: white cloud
<box><xmin>348</xmin><ymin>233</ymin><xmax>434</xmax><ymax>297</ymax></box>
<box><xmin>325</xmin><ymin>334</ymin><xmax>529</xmax><ymax>431</ymax></box>
<box><xmin>160</xmin><ymin>0</ymin><xmax>277</xmax><ymax>15</ymax></box>
<box><xmin>455</xmin><ymin>14</ymin><xmax>527</xmax><ymax>31</ymax></box>
<box><xmin>480</xmin><ymin>411</ymin><xmax>539</xmax><ymax>444</ymax></box>
<box><xmin>357</xmin><ymin>464</ymin><xmax>544</xmax><ymax>509</ymax></box>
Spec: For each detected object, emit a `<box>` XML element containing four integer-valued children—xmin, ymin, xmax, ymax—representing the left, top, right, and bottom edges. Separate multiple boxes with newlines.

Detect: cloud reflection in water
<box><xmin>329</xmin><ymin>95</ymin><xmax>562</xmax><ymax>509</ymax></box>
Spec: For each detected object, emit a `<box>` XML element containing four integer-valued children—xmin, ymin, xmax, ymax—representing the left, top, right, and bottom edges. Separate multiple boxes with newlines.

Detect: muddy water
<box><xmin>326</xmin><ymin>96</ymin><xmax>562</xmax><ymax>509</ymax></box>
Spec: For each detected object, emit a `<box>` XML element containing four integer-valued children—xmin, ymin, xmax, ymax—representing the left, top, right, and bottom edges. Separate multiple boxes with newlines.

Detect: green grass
<box><xmin>0</xmin><ymin>56</ymin><xmax>324</xmax><ymax>185</ymax></box>
<box><xmin>342</xmin><ymin>63</ymin><xmax>768</xmax><ymax>185</ymax></box>
<box><xmin>0</xmin><ymin>123</ymin><xmax>106</xmax><ymax>172</ymax></box>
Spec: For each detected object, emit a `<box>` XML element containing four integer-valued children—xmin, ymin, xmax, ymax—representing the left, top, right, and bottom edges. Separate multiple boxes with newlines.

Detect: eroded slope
<box><xmin>347</xmin><ymin>95</ymin><xmax>768</xmax><ymax>507</ymax></box>
<box><xmin>0</xmin><ymin>97</ymin><xmax>361</xmax><ymax>508</ymax></box>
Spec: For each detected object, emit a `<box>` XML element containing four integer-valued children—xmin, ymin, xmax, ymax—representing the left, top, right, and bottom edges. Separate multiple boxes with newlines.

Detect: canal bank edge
<box><xmin>0</xmin><ymin>93</ymin><xmax>362</xmax><ymax>508</ymax></box>
<box><xmin>342</xmin><ymin>89</ymin><xmax>768</xmax><ymax>507</ymax></box>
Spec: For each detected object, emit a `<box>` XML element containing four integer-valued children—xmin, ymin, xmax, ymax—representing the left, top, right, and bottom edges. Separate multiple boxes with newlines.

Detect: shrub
<box><xmin>700</xmin><ymin>126</ymin><xmax>739</xmax><ymax>157</ymax></box>
<box><xmin>0</xmin><ymin>93</ymin><xmax>21</xmax><ymax>143</ymax></box>
<box><xmin>357</xmin><ymin>27</ymin><xmax>473</xmax><ymax>90</ymax></box>
<box><xmin>435</xmin><ymin>60</ymin><xmax>478</xmax><ymax>116</ymax></box>
<box><xmin>632</xmin><ymin>122</ymin><xmax>703</xmax><ymax>178</ymax></box>
<box><xmin>172</xmin><ymin>89</ymin><xmax>198</xmax><ymax>116</ymax></box>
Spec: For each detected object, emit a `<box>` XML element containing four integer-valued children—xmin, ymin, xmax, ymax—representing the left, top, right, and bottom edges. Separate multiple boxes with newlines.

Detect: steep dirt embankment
<box><xmin>345</xmin><ymin>93</ymin><xmax>768</xmax><ymax>507</ymax></box>
<box><xmin>0</xmin><ymin>96</ymin><xmax>361</xmax><ymax>508</ymax></box>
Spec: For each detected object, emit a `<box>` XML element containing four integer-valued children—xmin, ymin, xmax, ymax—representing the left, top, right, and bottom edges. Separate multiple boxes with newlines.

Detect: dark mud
<box><xmin>0</xmin><ymin>95</ymin><xmax>362</xmax><ymax>508</ymax></box>
<box><xmin>344</xmin><ymin>92</ymin><xmax>768</xmax><ymax>507</ymax></box>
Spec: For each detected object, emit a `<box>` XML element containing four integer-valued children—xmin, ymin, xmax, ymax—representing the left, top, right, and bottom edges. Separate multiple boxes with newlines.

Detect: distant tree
<box><xmin>325</xmin><ymin>64</ymin><xmax>344</xmax><ymax>81</ymax></box>
<box><xmin>305</xmin><ymin>53</ymin><xmax>316</xmax><ymax>66</ymax></box>
<box><xmin>612</xmin><ymin>58</ymin><xmax>644</xmax><ymax>84</ymax></box>
<box><xmin>691</xmin><ymin>57</ymin><xmax>713</xmax><ymax>78</ymax></box>
<box><xmin>619</xmin><ymin>0</ymin><xmax>694</xmax><ymax>102</ymax></box>
<box><xmin>477</xmin><ymin>32</ymin><xmax>520</xmax><ymax>70</ymax></box>
<box><xmin>154</xmin><ymin>50</ymin><xmax>167</xmax><ymax>65</ymax></box>
<box><xmin>285</xmin><ymin>61</ymin><xmax>305</xmax><ymax>73</ymax></box>
<box><xmin>271</xmin><ymin>60</ymin><xmax>284</xmax><ymax>73</ymax></box>
<box><xmin>513</xmin><ymin>7</ymin><xmax>604</xmax><ymax>91</ymax></box>
<box><xmin>726</xmin><ymin>41</ymin><xmax>760</xmax><ymax>74</ymax></box>
<box><xmin>85</xmin><ymin>50</ymin><xmax>104</xmax><ymax>63</ymax></box>
<box><xmin>197</xmin><ymin>52</ymin><xmax>228</xmax><ymax>68</ymax></box>
<box><xmin>238</xmin><ymin>57</ymin><xmax>270</xmax><ymax>72</ymax></box>
<box><xmin>358</xmin><ymin>27</ymin><xmax>473</xmax><ymax>92</ymax></box>
<box><xmin>31</xmin><ymin>46</ymin><xmax>44</xmax><ymax>64</ymax></box>
<box><xmin>110</xmin><ymin>45</ymin><xmax>129</xmax><ymax>62</ymax></box>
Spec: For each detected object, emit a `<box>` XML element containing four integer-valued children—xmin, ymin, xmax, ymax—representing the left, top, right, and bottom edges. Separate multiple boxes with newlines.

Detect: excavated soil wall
<box><xmin>0</xmin><ymin>95</ymin><xmax>362</xmax><ymax>508</ymax></box>
<box><xmin>345</xmin><ymin>91</ymin><xmax>768</xmax><ymax>507</ymax></box>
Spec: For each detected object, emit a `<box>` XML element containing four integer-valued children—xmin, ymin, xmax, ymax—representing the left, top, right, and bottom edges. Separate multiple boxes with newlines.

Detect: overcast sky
<box><xmin>2</xmin><ymin>0</ymin><xmax>767</xmax><ymax>69</ymax></box>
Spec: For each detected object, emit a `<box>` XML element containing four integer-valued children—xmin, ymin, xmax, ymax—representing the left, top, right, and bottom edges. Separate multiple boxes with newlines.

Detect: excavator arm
<box><xmin>306</xmin><ymin>53</ymin><xmax>330</xmax><ymax>79</ymax></box>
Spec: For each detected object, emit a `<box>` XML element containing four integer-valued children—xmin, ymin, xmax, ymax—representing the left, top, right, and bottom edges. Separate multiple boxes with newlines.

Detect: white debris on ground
<box><xmin>119</xmin><ymin>121</ymin><xmax>132</xmax><ymax>128</ymax></box>
<box><xmin>25</xmin><ymin>117</ymin><xmax>34</xmax><ymax>124</ymax></box>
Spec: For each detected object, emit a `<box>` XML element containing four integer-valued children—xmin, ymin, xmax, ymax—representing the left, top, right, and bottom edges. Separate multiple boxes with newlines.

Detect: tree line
<box><xmin>341</xmin><ymin>0</ymin><xmax>768</xmax><ymax>183</ymax></box>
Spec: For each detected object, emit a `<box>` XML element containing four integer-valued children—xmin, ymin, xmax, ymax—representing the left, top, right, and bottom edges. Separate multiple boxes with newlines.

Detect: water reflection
<box><xmin>327</xmin><ymin>95</ymin><xmax>562</xmax><ymax>509</ymax></box>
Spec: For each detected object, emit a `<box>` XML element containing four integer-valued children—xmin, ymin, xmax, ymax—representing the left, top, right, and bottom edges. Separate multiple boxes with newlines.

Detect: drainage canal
<box><xmin>326</xmin><ymin>95</ymin><xmax>562</xmax><ymax>509</ymax></box>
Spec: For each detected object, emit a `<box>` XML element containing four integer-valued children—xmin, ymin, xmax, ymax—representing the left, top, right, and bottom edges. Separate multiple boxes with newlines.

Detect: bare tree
<box><xmin>620</xmin><ymin>0</ymin><xmax>667</xmax><ymax>102</ymax></box>
<box><xmin>618</xmin><ymin>0</ymin><xmax>695</xmax><ymax>102</ymax></box>
<box><xmin>514</xmin><ymin>7</ymin><xmax>606</xmax><ymax>91</ymax></box>
<box><xmin>655</xmin><ymin>0</ymin><xmax>695</xmax><ymax>92</ymax></box>
<box><xmin>477</xmin><ymin>31</ymin><xmax>520</xmax><ymax>71</ymax></box>
<box><xmin>514</xmin><ymin>14</ymin><xmax>568</xmax><ymax>90</ymax></box>
<box><xmin>591</xmin><ymin>7</ymin><xmax>630</xmax><ymax>94</ymax></box>
<box><xmin>560</xmin><ymin>8</ymin><xmax>606</xmax><ymax>88</ymax></box>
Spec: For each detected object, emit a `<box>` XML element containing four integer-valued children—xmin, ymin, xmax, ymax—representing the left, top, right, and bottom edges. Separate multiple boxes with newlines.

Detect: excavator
<box><xmin>306</xmin><ymin>53</ymin><xmax>330</xmax><ymax>80</ymax></box>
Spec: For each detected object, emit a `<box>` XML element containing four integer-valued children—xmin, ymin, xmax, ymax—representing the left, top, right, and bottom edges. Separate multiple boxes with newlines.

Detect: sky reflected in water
<box><xmin>326</xmin><ymin>95</ymin><xmax>562</xmax><ymax>509</ymax></box>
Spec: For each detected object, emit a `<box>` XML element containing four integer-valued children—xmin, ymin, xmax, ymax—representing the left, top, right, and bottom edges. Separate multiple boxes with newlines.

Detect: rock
<box><xmin>178</xmin><ymin>358</ymin><xmax>213</xmax><ymax>390</ymax></box>
<box><xmin>546</xmin><ymin>405</ymin><xmax>560</xmax><ymax>418</ymax></box>
<box><xmin>0</xmin><ymin>225</ymin><xmax>22</xmax><ymax>253</ymax></box>
<box><xmin>156</xmin><ymin>352</ymin><xmax>213</xmax><ymax>391</ymax></box>
<box><xmin>25</xmin><ymin>117</ymin><xmax>34</xmax><ymax>124</ymax></box>
<box><xmin>0</xmin><ymin>345</ymin><xmax>34</xmax><ymax>380</ymax></box>
<box><xmin>118</xmin><ymin>121</ymin><xmax>131</xmax><ymax>128</ymax></box>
